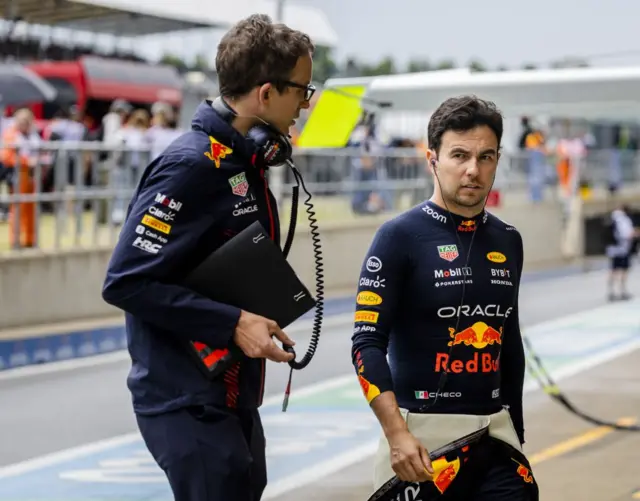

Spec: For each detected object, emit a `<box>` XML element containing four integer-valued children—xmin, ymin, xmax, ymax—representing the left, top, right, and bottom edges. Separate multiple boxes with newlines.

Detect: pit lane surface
<box><xmin>1</xmin><ymin>261</ymin><xmax>638</xmax><ymax>500</ymax></box>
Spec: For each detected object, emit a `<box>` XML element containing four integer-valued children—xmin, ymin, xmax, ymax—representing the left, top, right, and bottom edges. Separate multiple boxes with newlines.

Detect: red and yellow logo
<box><xmin>355</xmin><ymin>351</ymin><xmax>380</xmax><ymax>403</ymax></box>
<box><xmin>355</xmin><ymin>310</ymin><xmax>379</xmax><ymax>324</ymax></box>
<box><xmin>434</xmin><ymin>322</ymin><xmax>502</xmax><ymax>374</ymax></box>
<box><xmin>431</xmin><ymin>457</ymin><xmax>461</xmax><ymax>494</ymax></box>
<box><xmin>204</xmin><ymin>136</ymin><xmax>233</xmax><ymax>168</ymax></box>
<box><xmin>141</xmin><ymin>214</ymin><xmax>171</xmax><ymax>234</ymax></box>
<box><xmin>356</xmin><ymin>291</ymin><xmax>383</xmax><ymax>306</ymax></box>
<box><xmin>358</xmin><ymin>373</ymin><xmax>381</xmax><ymax>403</ymax></box>
<box><xmin>458</xmin><ymin>220</ymin><xmax>476</xmax><ymax>232</ymax></box>
<box><xmin>513</xmin><ymin>459</ymin><xmax>534</xmax><ymax>483</ymax></box>
<box><xmin>487</xmin><ymin>251</ymin><xmax>507</xmax><ymax>263</ymax></box>
<box><xmin>447</xmin><ymin>322</ymin><xmax>502</xmax><ymax>349</ymax></box>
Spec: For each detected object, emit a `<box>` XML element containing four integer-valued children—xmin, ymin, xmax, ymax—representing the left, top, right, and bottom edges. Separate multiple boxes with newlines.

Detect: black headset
<box><xmin>210</xmin><ymin>96</ymin><xmax>293</xmax><ymax>168</ymax></box>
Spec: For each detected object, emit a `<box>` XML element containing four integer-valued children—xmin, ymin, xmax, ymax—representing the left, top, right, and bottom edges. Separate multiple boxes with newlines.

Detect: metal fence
<box><xmin>0</xmin><ymin>141</ymin><xmax>638</xmax><ymax>252</ymax></box>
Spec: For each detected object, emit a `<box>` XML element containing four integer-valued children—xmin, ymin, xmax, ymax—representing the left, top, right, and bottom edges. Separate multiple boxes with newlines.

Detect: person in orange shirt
<box><xmin>1</xmin><ymin>108</ymin><xmax>40</xmax><ymax>248</ymax></box>
<box><xmin>524</xmin><ymin>129</ymin><xmax>547</xmax><ymax>202</ymax></box>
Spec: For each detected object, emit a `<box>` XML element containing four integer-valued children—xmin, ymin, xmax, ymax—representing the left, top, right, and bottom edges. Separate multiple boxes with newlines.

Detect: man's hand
<box><xmin>233</xmin><ymin>310</ymin><xmax>295</xmax><ymax>363</ymax></box>
<box><xmin>387</xmin><ymin>429</ymin><xmax>434</xmax><ymax>483</ymax></box>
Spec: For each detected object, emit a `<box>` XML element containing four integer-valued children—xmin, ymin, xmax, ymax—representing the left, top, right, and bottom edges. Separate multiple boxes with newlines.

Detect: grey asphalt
<box><xmin>275</xmin><ymin>346</ymin><xmax>640</xmax><ymax>501</ymax></box>
<box><xmin>0</xmin><ymin>262</ymin><xmax>637</xmax><ymax>480</ymax></box>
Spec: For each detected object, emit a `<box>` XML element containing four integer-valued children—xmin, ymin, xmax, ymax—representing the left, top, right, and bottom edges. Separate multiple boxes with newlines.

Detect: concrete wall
<box><xmin>0</xmin><ymin>249</ymin><xmax>120</xmax><ymax>330</ymax></box>
<box><xmin>0</xmin><ymin>198</ymin><xmax>571</xmax><ymax>331</ymax></box>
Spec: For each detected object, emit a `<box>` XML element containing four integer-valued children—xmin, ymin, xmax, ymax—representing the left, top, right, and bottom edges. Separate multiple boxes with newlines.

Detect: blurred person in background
<box><xmin>145</xmin><ymin>101</ymin><xmax>182</xmax><ymax>161</ymax></box>
<box><xmin>111</xmin><ymin>108</ymin><xmax>150</xmax><ymax>224</ymax></box>
<box><xmin>350</xmin><ymin>117</ymin><xmax>390</xmax><ymax>214</ymax></box>
<box><xmin>0</xmin><ymin>108</ymin><xmax>41</xmax><ymax>248</ymax></box>
<box><xmin>102</xmin><ymin>99</ymin><xmax>132</xmax><ymax>144</ymax></box>
<box><xmin>605</xmin><ymin>204</ymin><xmax>639</xmax><ymax>301</ymax></box>
<box><xmin>556</xmin><ymin>122</ymin><xmax>586</xmax><ymax>199</ymax></box>
<box><xmin>41</xmin><ymin>105</ymin><xmax>88</xmax><ymax>207</ymax></box>
<box><xmin>524</xmin><ymin>126</ymin><xmax>547</xmax><ymax>203</ymax></box>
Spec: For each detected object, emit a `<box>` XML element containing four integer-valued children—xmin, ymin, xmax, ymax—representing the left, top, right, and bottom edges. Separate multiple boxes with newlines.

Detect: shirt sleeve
<box><xmin>102</xmin><ymin>153</ymin><xmax>241</xmax><ymax>349</ymax></box>
<box><xmin>351</xmin><ymin>221</ymin><xmax>406</xmax><ymax>404</ymax></box>
<box><xmin>500</xmin><ymin>230</ymin><xmax>526</xmax><ymax>444</ymax></box>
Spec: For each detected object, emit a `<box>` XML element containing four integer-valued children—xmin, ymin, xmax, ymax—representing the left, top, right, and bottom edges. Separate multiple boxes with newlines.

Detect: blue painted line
<box><xmin>0</xmin><ymin>258</ymin><xmax>608</xmax><ymax>372</ymax></box>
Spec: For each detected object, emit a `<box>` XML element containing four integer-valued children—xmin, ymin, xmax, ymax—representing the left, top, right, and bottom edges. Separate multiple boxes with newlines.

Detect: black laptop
<box><xmin>182</xmin><ymin>221</ymin><xmax>316</xmax><ymax>377</ymax></box>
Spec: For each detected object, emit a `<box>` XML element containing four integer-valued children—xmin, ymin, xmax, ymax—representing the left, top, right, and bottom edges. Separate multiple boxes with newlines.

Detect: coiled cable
<box><xmin>281</xmin><ymin>163</ymin><xmax>325</xmax><ymax>410</ymax></box>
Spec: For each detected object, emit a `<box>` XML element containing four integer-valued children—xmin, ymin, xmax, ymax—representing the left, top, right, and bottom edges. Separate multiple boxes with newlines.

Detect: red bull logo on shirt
<box><xmin>435</xmin><ymin>322</ymin><xmax>502</xmax><ymax>373</ymax></box>
<box><xmin>205</xmin><ymin>136</ymin><xmax>233</xmax><ymax>168</ymax></box>
<box><xmin>512</xmin><ymin>459</ymin><xmax>534</xmax><ymax>483</ymax></box>
<box><xmin>447</xmin><ymin>322</ymin><xmax>502</xmax><ymax>349</ymax></box>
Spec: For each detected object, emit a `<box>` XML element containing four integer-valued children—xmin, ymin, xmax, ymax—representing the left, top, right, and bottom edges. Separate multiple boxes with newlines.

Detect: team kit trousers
<box><xmin>373</xmin><ymin>409</ymin><xmax>539</xmax><ymax>501</ymax></box>
<box><xmin>137</xmin><ymin>404</ymin><xmax>267</xmax><ymax>501</ymax></box>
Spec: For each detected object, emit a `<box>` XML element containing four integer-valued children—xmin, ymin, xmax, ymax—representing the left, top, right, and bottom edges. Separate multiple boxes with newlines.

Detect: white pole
<box><xmin>270</xmin><ymin>0</ymin><xmax>287</xmax><ymax>216</ymax></box>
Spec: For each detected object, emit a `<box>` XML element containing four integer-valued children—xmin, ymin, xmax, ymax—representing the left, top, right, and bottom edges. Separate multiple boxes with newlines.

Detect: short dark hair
<box><xmin>427</xmin><ymin>95</ymin><xmax>503</xmax><ymax>153</ymax></box>
<box><xmin>215</xmin><ymin>14</ymin><xmax>314</xmax><ymax>98</ymax></box>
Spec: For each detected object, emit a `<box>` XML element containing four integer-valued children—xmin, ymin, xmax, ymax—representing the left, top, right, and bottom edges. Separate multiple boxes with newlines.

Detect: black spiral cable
<box><xmin>287</xmin><ymin>165</ymin><xmax>325</xmax><ymax>370</ymax></box>
<box><xmin>281</xmin><ymin>165</ymin><xmax>325</xmax><ymax>412</ymax></box>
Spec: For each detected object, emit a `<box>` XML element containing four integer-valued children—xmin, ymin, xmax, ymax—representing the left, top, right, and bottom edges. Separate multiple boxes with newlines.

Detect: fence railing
<box><xmin>0</xmin><ymin>140</ymin><xmax>638</xmax><ymax>252</ymax></box>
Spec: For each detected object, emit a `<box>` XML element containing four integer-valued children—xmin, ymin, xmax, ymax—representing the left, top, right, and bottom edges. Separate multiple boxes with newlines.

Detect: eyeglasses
<box><xmin>266</xmin><ymin>80</ymin><xmax>316</xmax><ymax>101</ymax></box>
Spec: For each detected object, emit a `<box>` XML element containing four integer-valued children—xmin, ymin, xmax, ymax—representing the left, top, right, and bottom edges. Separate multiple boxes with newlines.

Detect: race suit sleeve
<box><xmin>351</xmin><ymin>221</ymin><xmax>407</xmax><ymax>404</ymax></box>
<box><xmin>102</xmin><ymin>153</ymin><xmax>240</xmax><ymax>348</ymax></box>
<box><xmin>500</xmin><ymin>231</ymin><xmax>526</xmax><ymax>444</ymax></box>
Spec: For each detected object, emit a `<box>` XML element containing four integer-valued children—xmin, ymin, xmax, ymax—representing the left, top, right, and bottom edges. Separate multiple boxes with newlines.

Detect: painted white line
<box><xmin>0</xmin><ymin>373</ymin><xmax>359</xmax><ymax>480</ymax></box>
<box><xmin>0</xmin><ymin>313</ymin><xmax>355</xmax><ymax>382</ymax></box>
<box><xmin>0</xmin><ymin>434</ymin><xmax>140</xmax><ymax>479</ymax></box>
<box><xmin>523</xmin><ymin>338</ymin><xmax>640</xmax><ymax>393</ymax></box>
<box><xmin>262</xmin><ymin>440</ymin><xmax>379</xmax><ymax>500</ymax></box>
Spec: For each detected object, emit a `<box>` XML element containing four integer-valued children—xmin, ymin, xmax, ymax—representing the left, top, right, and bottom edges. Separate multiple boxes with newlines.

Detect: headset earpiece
<box><xmin>247</xmin><ymin>123</ymin><xmax>293</xmax><ymax>168</ymax></box>
<box><xmin>210</xmin><ymin>97</ymin><xmax>293</xmax><ymax>168</ymax></box>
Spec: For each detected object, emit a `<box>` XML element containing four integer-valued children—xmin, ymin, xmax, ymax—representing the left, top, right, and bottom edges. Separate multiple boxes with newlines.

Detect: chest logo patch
<box><xmin>487</xmin><ymin>251</ymin><xmax>507</xmax><ymax>263</ymax></box>
<box><xmin>205</xmin><ymin>136</ymin><xmax>233</xmax><ymax>168</ymax></box>
<box><xmin>437</xmin><ymin>244</ymin><xmax>459</xmax><ymax>262</ymax></box>
<box><xmin>228</xmin><ymin>172</ymin><xmax>249</xmax><ymax>197</ymax></box>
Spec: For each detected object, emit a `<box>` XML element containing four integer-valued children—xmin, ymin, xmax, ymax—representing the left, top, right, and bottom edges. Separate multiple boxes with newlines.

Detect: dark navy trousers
<box><xmin>137</xmin><ymin>405</ymin><xmax>267</xmax><ymax>501</ymax></box>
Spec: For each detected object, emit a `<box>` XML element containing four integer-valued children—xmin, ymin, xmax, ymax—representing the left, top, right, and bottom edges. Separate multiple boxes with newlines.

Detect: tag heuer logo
<box><xmin>229</xmin><ymin>172</ymin><xmax>249</xmax><ymax>197</ymax></box>
<box><xmin>437</xmin><ymin>244</ymin><xmax>459</xmax><ymax>262</ymax></box>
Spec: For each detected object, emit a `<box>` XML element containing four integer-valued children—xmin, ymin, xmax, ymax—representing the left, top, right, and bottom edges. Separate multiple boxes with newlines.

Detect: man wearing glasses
<box><xmin>102</xmin><ymin>14</ymin><xmax>314</xmax><ymax>501</ymax></box>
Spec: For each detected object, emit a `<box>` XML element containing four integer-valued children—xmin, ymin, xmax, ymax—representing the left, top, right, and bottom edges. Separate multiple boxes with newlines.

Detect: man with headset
<box><xmin>102</xmin><ymin>14</ymin><xmax>315</xmax><ymax>501</ymax></box>
<box><xmin>352</xmin><ymin>96</ymin><xmax>538</xmax><ymax>500</ymax></box>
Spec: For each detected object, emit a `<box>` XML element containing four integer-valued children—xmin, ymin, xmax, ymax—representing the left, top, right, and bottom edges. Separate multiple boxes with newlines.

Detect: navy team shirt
<box><xmin>103</xmin><ymin>100</ymin><xmax>280</xmax><ymax>415</ymax></box>
<box><xmin>351</xmin><ymin>200</ymin><xmax>526</xmax><ymax>443</ymax></box>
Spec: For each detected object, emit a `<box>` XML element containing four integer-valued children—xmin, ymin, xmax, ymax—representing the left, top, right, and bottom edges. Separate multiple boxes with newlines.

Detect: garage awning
<box><xmin>80</xmin><ymin>56</ymin><xmax>183</xmax><ymax>104</ymax></box>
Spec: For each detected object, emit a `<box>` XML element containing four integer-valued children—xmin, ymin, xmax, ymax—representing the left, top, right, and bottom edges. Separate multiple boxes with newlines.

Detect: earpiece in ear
<box><xmin>431</xmin><ymin>159</ymin><xmax>437</xmax><ymax>168</ymax></box>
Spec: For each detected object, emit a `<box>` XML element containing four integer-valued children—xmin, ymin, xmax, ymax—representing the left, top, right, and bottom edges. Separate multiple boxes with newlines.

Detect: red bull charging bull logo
<box><xmin>435</xmin><ymin>322</ymin><xmax>502</xmax><ymax>373</ymax></box>
<box><xmin>431</xmin><ymin>456</ymin><xmax>461</xmax><ymax>494</ymax></box>
<box><xmin>513</xmin><ymin>459</ymin><xmax>534</xmax><ymax>483</ymax></box>
<box><xmin>447</xmin><ymin>321</ymin><xmax>502</xmax><ymax>349</ymax></box>
<box><xmin>205</xmin><ymin>136</ymin><xmax>233</xmax><ymax>168</ymax></box>
<box><xmin>458</xmin><ymin>219</ymin><xmax>476</xmax><ymax>232</ymax></box>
